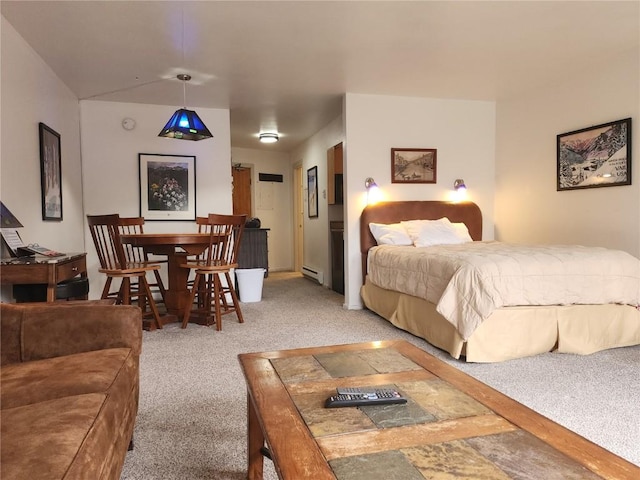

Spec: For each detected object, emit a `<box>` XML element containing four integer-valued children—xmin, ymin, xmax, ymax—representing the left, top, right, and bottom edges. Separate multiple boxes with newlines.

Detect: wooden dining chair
<box><xmin>186</xmin><ymin>216</ymin><xmax>212</xmax><ymax>308</ymax></box>
<box><xmin>118</xmin><ymin>216</ymin><xmax>167</xmax><ymax>307</ymax></box>
<box><xmin>87</xmin><ymin>214</ymin><xmax>163</xmax><ymax>330</ymax></box>
<box><xmin>181</xmin><ymin>213</ymin><xmax>246</xmax><ymax>330</ymax></box>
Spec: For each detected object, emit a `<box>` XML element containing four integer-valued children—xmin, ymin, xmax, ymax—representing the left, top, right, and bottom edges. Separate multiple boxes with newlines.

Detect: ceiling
<box><xmin>2</xmin><ymin>1</ymin><xmax>638</xmax><ymax>152</ymax></box>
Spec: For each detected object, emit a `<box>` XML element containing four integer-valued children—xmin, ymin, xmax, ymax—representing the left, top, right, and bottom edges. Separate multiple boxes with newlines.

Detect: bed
<box><xmin>360</xmin><ymin>200</ymin><xmax>640</xmax><ymax>362</ymax></box>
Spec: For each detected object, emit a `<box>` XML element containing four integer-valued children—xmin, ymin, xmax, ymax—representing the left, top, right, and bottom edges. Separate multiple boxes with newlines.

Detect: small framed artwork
<box><xmin>557</xmin><ymin>118</ymin><xmax>632</xmax><ymax>191</ymax></box>
<box><xmin>139</xmin><ymin>153</ymin><xmax>196</xmax><ymax>221</ymax></box>
<box><xmin>307</xmin><ymin>166</ymin><xmax>318</xmax><ymax>218</ymax></box>
<box><xmin>39</xmin><ymin>123</ymin><xmax>63</xmax><ymax>221</ymax></box>
<box><xmin>391</xmin><ymin>148</ymin><xmax>437</xmax><ymax>183</ymax></box>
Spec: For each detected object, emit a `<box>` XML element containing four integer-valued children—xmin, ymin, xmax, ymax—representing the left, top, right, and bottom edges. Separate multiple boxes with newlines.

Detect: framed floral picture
<box><xmin>139</xmin><ymin>153</ymin><xmax>196</xmax><ymax>221</ymax></box>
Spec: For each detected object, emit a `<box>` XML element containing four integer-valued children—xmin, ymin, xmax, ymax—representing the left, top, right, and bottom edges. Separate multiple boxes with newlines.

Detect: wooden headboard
<box><xmin>360</xmin><ymin>201</ymin><xmax>483</xmax><ymax>276</ymax></box>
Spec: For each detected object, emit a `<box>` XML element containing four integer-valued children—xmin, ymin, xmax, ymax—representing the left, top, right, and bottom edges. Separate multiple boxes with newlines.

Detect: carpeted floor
<box><xmin>120</xmin><ymin>272</ymin><xmax>640</xmax><ymax>479</ymax></box>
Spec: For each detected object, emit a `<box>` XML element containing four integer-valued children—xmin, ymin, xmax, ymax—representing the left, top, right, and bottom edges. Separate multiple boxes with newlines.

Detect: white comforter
<box><xmin>367</xmin><ymin>241</ymin><xmax>640</xmax><ymax>340</ymax></box>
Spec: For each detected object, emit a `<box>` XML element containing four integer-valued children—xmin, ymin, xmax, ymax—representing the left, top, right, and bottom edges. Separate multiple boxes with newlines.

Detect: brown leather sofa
<box><xmin>0</xmin><ymin>302</ymin><xmax>142</xmax><ymax>479</ymax></box>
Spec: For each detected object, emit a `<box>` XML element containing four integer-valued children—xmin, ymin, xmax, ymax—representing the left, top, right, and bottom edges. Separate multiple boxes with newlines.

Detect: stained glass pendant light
<box><xmin>158</xmin><ymin>74</ymin><xmax>213</xmax><ymax>141</ymax></box>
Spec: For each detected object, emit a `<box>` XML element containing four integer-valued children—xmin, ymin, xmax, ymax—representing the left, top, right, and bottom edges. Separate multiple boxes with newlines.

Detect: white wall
<box><xmin>495</xmin><ymin>49</ymin><xmax>639</xmax><ymax>257</ymax></box>
<box><xmin>343</xmin><ymin>93</ymin><xmax>497</xmax><ymax>308</ymax></box>
<box><xmin>80</xmin><ymin>100</ymin><xmax>231</xmax><ymax>298</ymax></box>
<box><xmin>0</xmin><ymin>17</ymin><xmax>85</xmax><ymax>301</ymax></box>
<box><xmin>230</xmin><ymin>147</ymin><xmax>293</xmax><ymax>271</ymax></box>
<box><xmin>289</xmin><ymin>116</ymin><xmax>344</xmax><ymax>287</ymax></box>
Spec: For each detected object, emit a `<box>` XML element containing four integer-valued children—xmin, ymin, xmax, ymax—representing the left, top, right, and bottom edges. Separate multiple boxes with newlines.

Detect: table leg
<box><xmin>247</xmin><ymin>392</ymin><xmax>265</xmax><ymax>480</ymax></box>
<box><xmin>164</xmin><ymin>252</ymin><xmax>191</xmax><ymax>316</ymax></box>
<box><xmin>46</xmin><ymin>262</ymin><xmax>56</xmax><ymax>302</ymax></box>
<box><xmin>46</xmin><ymin>284</ymin><xmax>56</xmax><ymax>302</ymax></box>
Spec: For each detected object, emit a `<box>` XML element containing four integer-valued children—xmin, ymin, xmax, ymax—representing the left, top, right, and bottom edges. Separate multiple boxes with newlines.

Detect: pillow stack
<box><xmin>370</xmin><ymin>217</ymin><xmax>472</xmax><ymax>247</ymax></box>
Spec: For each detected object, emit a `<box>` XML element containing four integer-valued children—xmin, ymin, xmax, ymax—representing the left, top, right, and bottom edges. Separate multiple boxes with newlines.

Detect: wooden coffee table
<box><xmin>238</xmin><ymin>340</ymin><xmax>638</xmax><ymax>480</ymax></box>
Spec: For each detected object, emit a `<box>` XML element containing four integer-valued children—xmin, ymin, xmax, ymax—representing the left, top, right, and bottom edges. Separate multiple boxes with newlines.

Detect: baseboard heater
<box><xmin>301</xmin><ymin>266</ymin><xmax>324</xmax><ymax>284</ymax></box>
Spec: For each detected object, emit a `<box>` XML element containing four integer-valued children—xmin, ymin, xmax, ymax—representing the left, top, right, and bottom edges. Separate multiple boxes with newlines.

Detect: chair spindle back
<box><xmin>87</xmin><ymin>214</ymin><xmax>127</xmax><ymax>270</ymax></box>
<box><xmin>204</xmin><ymin>213</ymin><xmax>246</xmax><ymax>267</ymax></box>
<box><xmin>118</xmin><ymin>217</ymin><xmax>148</xmax><ymax>264</ymax></box>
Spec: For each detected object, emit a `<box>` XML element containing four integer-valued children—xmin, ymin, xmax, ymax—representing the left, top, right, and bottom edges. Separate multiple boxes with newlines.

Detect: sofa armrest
<box><xmin>1</xmin><ymin>303</ymin><xmax>142</xmax><ymax>364</ymax></box>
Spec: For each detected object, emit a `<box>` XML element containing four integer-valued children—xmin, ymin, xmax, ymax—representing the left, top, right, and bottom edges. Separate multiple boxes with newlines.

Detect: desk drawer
<box><xmin>56</xmin><ymin>257</ymin><xmax>86</xmax><ymax>282</ymax></box>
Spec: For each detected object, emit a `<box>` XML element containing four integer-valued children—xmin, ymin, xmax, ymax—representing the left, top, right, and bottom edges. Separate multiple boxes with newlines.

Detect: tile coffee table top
<box><xmin>269</xmin><ymin>347</ymin><xmax>605</xmax><ymax>480</ymax></box>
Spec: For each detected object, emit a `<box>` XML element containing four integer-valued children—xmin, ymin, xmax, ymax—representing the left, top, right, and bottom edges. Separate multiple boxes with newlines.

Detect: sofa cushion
<box><xmin>21</xmin><ymin>305</ymin><xmax>142</xmax><ymax>361</ymax></box>
<box><xmin>0</xmin><ymin>309</ymin><xmax>22</xmax><ymax>365</ymax></box>
<box><xmin>1</xmin><ymin>393</ymin><xmax>107</xmax><ymax>480</ymax></box>
<box><xmin>1</xmin><ymin>348</ymin><xmax>136</xmax><ymax>409</ymax></box>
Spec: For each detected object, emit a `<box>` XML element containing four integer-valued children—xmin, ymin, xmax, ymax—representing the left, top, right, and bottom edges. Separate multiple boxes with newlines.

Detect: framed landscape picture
<box><xmin>391</xmin><ymin>148</ymin><xmax>437</xmax><ymax>184</ymax></box>
<box><xmin>557</xmin><ymin>118</ymin><xmax>632</xmax><ymax>191</ymax></box>
<box><xmin>39</xmin><ymin>122</ymin><xmax>63</xmax><ymax>221</ymax></box>
<box><xmin>139</xmin><ymin>153</ymin><xmax>196</xmax><ymax>220</ymax></box>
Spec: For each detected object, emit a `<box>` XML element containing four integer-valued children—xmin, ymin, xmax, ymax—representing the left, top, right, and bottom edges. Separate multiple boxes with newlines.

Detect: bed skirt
<box><xmin>361</xmin><ymin>278</ymin><xmax>640</xmax><ymax>362</ymax></box>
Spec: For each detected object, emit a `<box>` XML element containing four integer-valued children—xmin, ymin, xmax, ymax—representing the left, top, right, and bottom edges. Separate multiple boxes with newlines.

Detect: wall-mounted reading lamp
<box><xmin>365</xmin><ymin>177</ymin><xmax>377</xmax><ymax>190</ymax></box>
<box><xmin>365</xmin><ymin>177</ymin><xmax>381</xmax><ymax>205</ymax></box>
<box><xmin>452</xmin><ymin>178</ymin><xmax>467</xmax><ymax>202</ymax></box>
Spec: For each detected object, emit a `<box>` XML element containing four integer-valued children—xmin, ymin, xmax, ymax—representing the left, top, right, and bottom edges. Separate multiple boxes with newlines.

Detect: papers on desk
<box><xmin>17</xmin><ymin>244</ymin><xmax>64</xmax><ymax>257</ymax></box>
<box><xmin>1</xmin><ymin>228</ymin><xmax>24</xmax><ymax>256</ymax></box>
<box><xmin>1</xmin><ymin>229</ymin><xmax>63</xmax><ymax>257</ymax></box>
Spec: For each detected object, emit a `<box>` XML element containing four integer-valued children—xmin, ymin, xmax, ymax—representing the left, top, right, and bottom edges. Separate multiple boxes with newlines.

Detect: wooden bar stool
<box><xmin>181</xmin><ymin>213</ymin><xmax>246</xmax><ymax>330</ymax></box>
<box><xmin>87</xmin><ymin>214</ymin><xmax>163</xmax><ymax>330</ymax></box>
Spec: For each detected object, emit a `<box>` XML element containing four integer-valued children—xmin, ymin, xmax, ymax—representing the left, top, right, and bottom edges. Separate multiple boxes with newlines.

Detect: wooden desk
<box><xmin>0</xmin><ymin>253</ymin><xmax>87</xmax><ymax>302</ymax></box>
<box><xmin>239</xmin><ymin>340</ymin><xmax>639</xmax><ymax>480</ymax></box>
<box><xmin>119</xmin><ymin>233</ymin><xmax>210</xmax><ymax>317</ymax></box>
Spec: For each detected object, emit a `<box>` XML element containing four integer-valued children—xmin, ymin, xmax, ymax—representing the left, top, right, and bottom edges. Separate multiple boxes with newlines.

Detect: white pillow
<box><xmin>450</xmin><ymin>222</ymin><xmax>473</xmax><ymax>243</ymax></box>
<box><xmin>401</xmin><ymin>218</ymin><xmax>447</xmax><ymax>245</ymax></box>
<box><xmin>401</xmin><ymin>218</ymin><xmax>472</xmax><ymax>247</ymax></box>
<box><xmin>369</xmin><ymin>222</ymin><xmax>413</xmax><ymax>246</ymax></box>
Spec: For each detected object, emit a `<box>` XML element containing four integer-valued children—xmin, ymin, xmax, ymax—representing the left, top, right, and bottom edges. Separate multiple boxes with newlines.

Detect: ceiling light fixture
<box><xmin>259</xmin><ymin>133</ymin><xmax>279</xmax><ymax>143</ymax></box>
<box><xmin>158</xmin><ymin>75</ymin><xmax>213</xmax><ymax>141</ymax></box>
<box><xmin>159</xmin><ymin>5</ymin><xmax>212</xmax><ymax>141</ymax></box>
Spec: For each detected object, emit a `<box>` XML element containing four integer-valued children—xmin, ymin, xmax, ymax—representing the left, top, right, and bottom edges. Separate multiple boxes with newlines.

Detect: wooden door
<box><xmin>232</xmin><ymin>167</ymin><xmax>252</xmax><ymax>216</ymax></box>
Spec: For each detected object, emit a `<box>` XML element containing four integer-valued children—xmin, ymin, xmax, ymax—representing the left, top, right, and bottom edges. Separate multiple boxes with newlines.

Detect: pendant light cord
<box><xmin>182</xmin><ymin>5</ymin><xmax>186</xmax><ymax>108</ymax></box>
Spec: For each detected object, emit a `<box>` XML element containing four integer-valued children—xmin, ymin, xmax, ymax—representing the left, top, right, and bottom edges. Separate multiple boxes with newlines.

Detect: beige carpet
<box><xmin>120</xmin><ymin>272</ymin><xmax>640</xmax><ymax>479</ymax></box>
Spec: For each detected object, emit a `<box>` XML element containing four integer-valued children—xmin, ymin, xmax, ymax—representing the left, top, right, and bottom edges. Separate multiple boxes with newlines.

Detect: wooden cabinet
<box><xmin>330</xmin><ymin>221</ymin><xmax>344</xmax><ymax>295</ymax></box>
<box><xmin>327</xmin><ymin>142</ymin><xmax>343</xmax><ymax>205</ymax></box>
<box><xmin>238</xmin><ymin>228</ymin><xmax>269</xmax><ymax>277</ymax></box>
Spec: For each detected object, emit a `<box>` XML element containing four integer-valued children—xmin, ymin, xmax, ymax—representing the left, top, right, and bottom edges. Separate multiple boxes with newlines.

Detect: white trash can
<box><xmin>236</xmin><ymin>268</ymin><xmax>266</xmax><ymax>303</ymax></box>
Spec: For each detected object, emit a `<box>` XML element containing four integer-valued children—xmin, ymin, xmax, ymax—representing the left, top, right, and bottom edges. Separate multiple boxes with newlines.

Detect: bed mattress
<box><xmin>367</xmin><ymin>241</ymin><xmax>640</xmax><ymax>340</ymax></box>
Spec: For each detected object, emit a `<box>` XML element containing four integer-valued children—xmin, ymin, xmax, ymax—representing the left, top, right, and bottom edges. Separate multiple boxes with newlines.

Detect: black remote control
<box><xmin>336</xmin><ymin>387</ymin><xmax>398</xmax><ymax>396</ymax></box>
<box><xmin>325</xmin><ymin>391</ymin><xmax>407</xmax><ymax>408</ymax></box>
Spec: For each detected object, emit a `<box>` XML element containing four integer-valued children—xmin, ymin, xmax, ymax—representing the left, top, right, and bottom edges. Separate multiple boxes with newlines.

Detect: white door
<box><xmin>293</xmin><ymin>163</ymin><xmax>304</xmax><ymax>272</ymax></box>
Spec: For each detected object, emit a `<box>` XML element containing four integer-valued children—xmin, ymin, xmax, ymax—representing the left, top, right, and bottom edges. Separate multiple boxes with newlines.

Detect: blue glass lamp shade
<box><xmin>0</xmin><ymin>202</ymin><xmax>23</xmax><ymax>228</ymax></box>
<box><xmin>158</xmin><ymin>108</ymin><xmax>213</xmax><ymax>141</ymax></box>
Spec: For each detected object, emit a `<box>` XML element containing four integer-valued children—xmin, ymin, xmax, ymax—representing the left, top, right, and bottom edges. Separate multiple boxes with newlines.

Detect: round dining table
<box><xmin>119</xmin><ymin>233</ymin><xmax>211</xmax><ymax>322</ymax></box>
